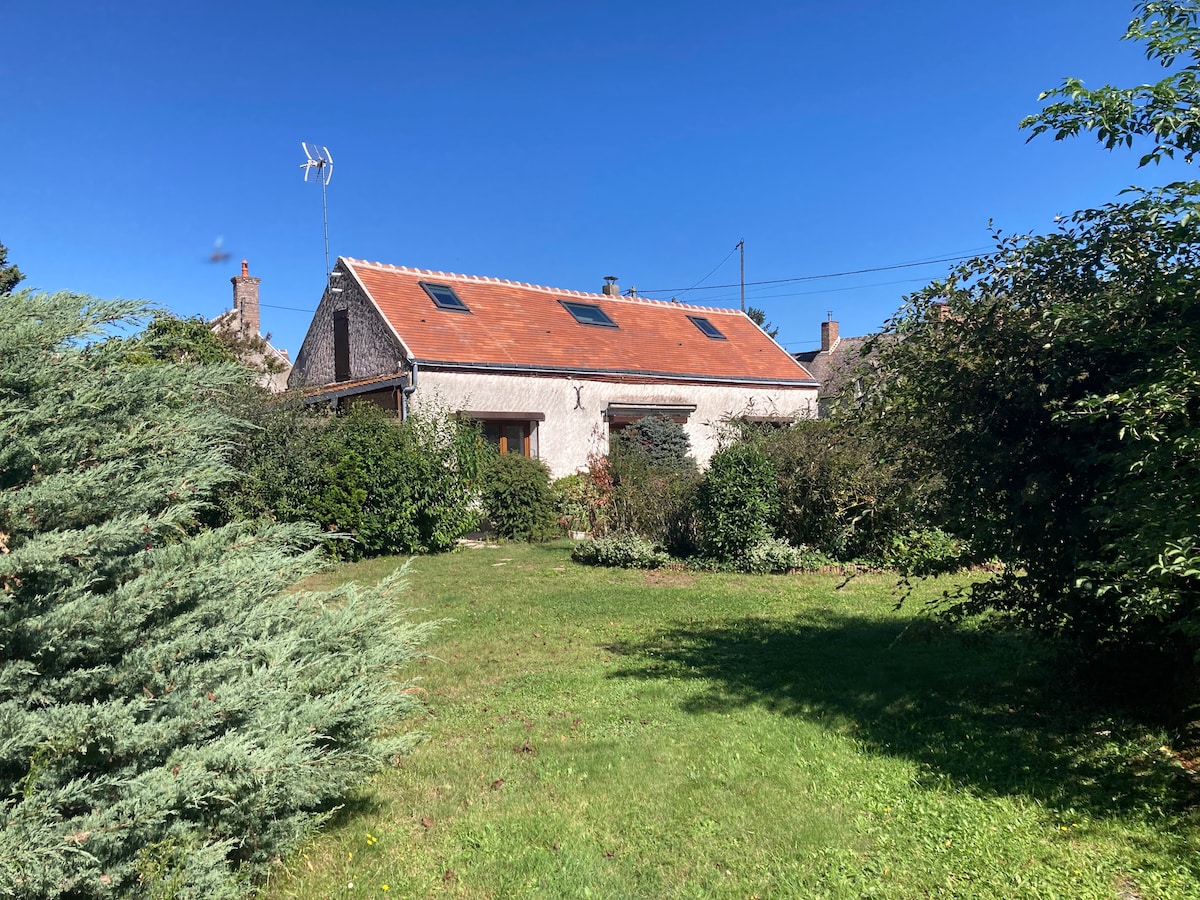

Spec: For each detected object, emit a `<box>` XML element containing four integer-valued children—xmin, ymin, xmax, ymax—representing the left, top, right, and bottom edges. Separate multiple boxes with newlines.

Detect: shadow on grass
<box><xmin>606</xmin><ymin>612</ymin><xmax>1199</xmax><ymax>821</ymax></box>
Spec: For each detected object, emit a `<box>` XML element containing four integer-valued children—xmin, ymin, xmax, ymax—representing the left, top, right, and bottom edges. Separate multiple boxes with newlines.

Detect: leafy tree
<box><xmin>747</xmin><ymin>305</ymin><xmax>779</xmax><ymax>339</ymax></box>
<box><xmin>0</xmin><ymin>241</ymin><xmax>24</xmax><ymax>295</ymax></box>
<box><xmin>863</xmin><ymin>4</ymin><xmax>1200</xmax><ymax>714</ymax></box>
<box><xmin>0</xmin><ymin>290</ymin><xmax>431</xmax><ymax>897</ymax></box>
<box><xmin>122</xmin><ymin>312</ymin><xmax>286</xmax><ymax>375</ymax></box>
<box><xmin>125</xmin><ymin>312</ymin><xmax>242</xmax><ymax>365</ymax></box>
<box><xmin>865</xmin><ymin>190</ymin><xmax>1200</xmax><ymax>691</ymax></box>
<box><xmin>1021</xmin><ymin>1</ymin><xmax>1200</xmax><ymax>166</ymax></box>
<box><xmin>859</xmin><ymin>1</ymin><xmax>1200</xmax><ymax>720</ymax></box>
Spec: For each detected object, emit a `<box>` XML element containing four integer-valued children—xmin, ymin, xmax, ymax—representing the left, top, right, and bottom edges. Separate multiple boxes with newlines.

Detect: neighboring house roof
<box><xmin>340</xmin><ymin>258</ymin><xmax>816</xmax><ymax>385</ymax></box>
<box><xmin>793</xmin><ymin>334</ymin><xmax>870</xmax><ymax>388</ymax></box>
<box><xmin>792</xmin><ymin>319</ymin><xmax>889</xmax><ymax>416</ymax></box>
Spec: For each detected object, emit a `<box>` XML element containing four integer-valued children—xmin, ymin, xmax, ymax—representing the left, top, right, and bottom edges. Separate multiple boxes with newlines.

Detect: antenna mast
<box><xmin>738</xmin><ymin>239</ymin><xmax>745</xmax><ymax>312</ymax></box>
<box><xmin>299</xmin><ymin>142</ymin><xmax>335</xmax><ymax>280</ymax></box>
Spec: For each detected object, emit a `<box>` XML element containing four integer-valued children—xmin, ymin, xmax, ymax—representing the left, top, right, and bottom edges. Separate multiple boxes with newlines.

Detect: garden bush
<box><xmin>481</xmin><ymin>452</ymin><xmax>557</xmax><ymax>541</ymax></box>
<box><xmin>552</xmin><ymin>472</ymin><xmax>608</xmax><ymax>535</ymax></box>
<box><xmin>682</xmin><ymin>538</ymin><xmax>834</xmax><ymax>574</ymax></box>
<box><xmin>855</xmin><ymin>1</ymin><xmax>1200</xmax><ymax>724</ymax></box>
<box><xmin>742</xmin><ymin>537</ymin><xmax>833</xmax><ymax>574</ymax></box>
<box><xmin>725</xmin><ymin>419</ymin><xmax>928</xmax><ymax>561</ymax></box>
<box><xmin>224</xmin><ymin>400</ymin><xmax>488</xmax><ymax>557</ymax></box>
<box><xmin>605</xmin><ymin>451</ymin><xmax>701</xmax><ymax>556</ymax></box>
<box><xmin>877</xmin><ymin>527</ymin><xmax>970</xmax><ymax>576</ymax></box>
<box><xmin>0</xmin><ymin>291</ymin><xmax>431</xmax><ymax>898</ymax></box>
<box><xmin>571</xmin><ymin>532</ymin><xmax>671</xmax><ymax>569</ymax></box>
<box><xmin>696</xmin><ymin>442</ymin><xmax>778</xmax><ymax>561</ymax></box>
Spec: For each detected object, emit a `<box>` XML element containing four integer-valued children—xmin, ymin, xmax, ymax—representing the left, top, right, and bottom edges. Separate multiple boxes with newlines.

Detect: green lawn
<box><xmin>265</xmin><ymin>543</ymin><xmax>1200</xmax><ymax>899</ymax></box>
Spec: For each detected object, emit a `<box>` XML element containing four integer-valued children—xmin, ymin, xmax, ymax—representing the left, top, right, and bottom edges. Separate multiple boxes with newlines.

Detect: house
<box><xmin>792</xmin><ymin>317</ymin><xmax>871</xmax><ymax>416</ymax></box>
<box><xmin>287</xmin><ymin>257</ymin><xmax>819</xmax><ymax>478</ymax></box>
<box><xmin>211</xmin><ymin>260</ymin><xmax>292</xmax><ymax>392</ymax></box>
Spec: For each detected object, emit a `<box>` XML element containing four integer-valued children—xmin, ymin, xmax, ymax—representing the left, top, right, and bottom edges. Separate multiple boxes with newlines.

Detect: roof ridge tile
<box><xmin>343</xmin><ymin>257</ymin><xmax>754</xmax><ymax>315</ymax></box>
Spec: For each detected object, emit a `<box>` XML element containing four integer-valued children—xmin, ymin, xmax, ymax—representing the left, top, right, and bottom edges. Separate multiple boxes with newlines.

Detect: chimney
<box><xmin>820</xmin><ymin>317</ymin><xmax>839</xmax><ymax>352</ymax></box>
<box><xmin>602</xmin><ymin>275</ymin><xmax>620</xmax><ymax>296</ymax></box>
<box><xmin>231</xmin><ymin>259</ymin><xmax>261</xmax><ymax>337</ymax></box>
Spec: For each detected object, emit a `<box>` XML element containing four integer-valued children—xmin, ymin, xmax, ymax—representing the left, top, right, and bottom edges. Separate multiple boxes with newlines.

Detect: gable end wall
<box><xmin>288</xmin><ymin>272</ymin><xmax>406</xmax><ymax>388</ymax></box>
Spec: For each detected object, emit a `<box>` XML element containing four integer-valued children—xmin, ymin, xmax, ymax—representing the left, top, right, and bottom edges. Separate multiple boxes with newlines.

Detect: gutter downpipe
<box><xmin>400</xmin><ymin>359</ymin><xmax>418</xmax><ymax>420</ymax></box>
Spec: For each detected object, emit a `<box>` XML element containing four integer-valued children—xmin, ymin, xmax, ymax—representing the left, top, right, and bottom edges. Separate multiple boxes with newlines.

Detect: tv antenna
<box><xmin>299</xmin><ymin>141</ymin><xmax>334</xmax><ymax>280</ymax></box>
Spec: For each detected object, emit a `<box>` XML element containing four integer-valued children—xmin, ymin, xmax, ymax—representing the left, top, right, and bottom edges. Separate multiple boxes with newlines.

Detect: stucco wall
<box><xmin>288</xmin><ymin>268</ymin><xmax>406</xmax><ymax>389</ymax></box>
<box><xmin>411</xmin><ymin>369</ymin><xmax>817</xmax><ymax>479</ymax></box>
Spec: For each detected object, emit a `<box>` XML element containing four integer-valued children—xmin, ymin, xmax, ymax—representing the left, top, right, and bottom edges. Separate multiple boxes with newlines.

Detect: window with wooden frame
<box><xmin>481</xmin><ymin>420</ymin><xmax>532</xmax><ymax>457</ymax></box>
<box><xmin>463</xmin><ymin>411</ymin><xmax>545</xmax><ymax>459</ymax></box>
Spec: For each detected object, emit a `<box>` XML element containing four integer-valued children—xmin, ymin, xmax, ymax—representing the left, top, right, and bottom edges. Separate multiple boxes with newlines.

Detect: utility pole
<box><xmin>738</xmin><ymin>239</ymin><xmax>745</xmax><ymax>312</ymax></box>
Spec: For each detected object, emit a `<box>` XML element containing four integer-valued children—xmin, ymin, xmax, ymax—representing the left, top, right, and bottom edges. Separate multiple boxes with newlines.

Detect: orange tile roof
<box><xmin>343</xmin><ymin>258</ymin><xmax>816</xmax><ymax>385</ymax></box>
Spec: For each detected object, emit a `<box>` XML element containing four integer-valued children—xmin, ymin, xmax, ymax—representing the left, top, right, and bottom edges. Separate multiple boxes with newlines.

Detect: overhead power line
<box><xmin>699</xmin><ymin>276</ymin><xmax>936</xmax><ymax>308</ymax></box>
<box><xmin>675</xmin><ymin>242</ymin><xmax>741</xmax><ymax>297</ymax></box>
<box><xmin>638</xmin><ymin>251</ymin><xmax>988</xmax><ymax>296</ymax></box>
<box><xmin>261</xmin><ymin>302</ymin><xmax>317</xmax><ymax>313</ymax></box>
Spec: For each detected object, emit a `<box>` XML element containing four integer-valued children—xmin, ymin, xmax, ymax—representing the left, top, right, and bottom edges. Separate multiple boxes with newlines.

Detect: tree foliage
<box><xmin>864</xmin><ymin>186</ymin><xmax>1200</xmax><ymax>681</ymax></box>
<box><xmin>125</xmin><ymin>313</ymin><xmax>242</xmax><ymax>365</ymax></box>
<box><xmin>735</xmin><ymin>418</ymin><xmax>929</xmax><ymax>561</ymax></box>
<box><xmin>1021</xmin><ymin>1</ymin><xmax>1200</xmax><ymax>166</ymax></box>
<box><xmin>120</xmin><ymin>312</ymin><xmax>287</xmax><ymax>376</ymax></box>
<box><xmin>0</xmin><ymin>291</ymin><xmax>431</xmax><ymax>897</ymax></box>
<box><xmin>866</xmin><ymin>2</ymin><xmax>1200</xmax><ymax>715</ymax></box>
<box><xmin>0</xmin><ymin>241</ymin><xmax>23</xmax><ymax>295</ymax></box>
<box><xmin>747</xmin><ymin>306</ymin><xmax>779</xmax><ymax>339</ymax></box>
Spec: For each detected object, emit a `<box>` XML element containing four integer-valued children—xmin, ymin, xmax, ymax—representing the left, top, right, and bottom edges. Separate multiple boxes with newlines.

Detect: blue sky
<box><xmin>3</xmin><ymin>0</ymin><xmax>1189</xmax><ymax>356</ymax></box>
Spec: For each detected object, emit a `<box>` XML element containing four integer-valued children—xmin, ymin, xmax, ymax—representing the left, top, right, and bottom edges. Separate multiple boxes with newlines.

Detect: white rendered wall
<box><xmin>410</xmin><ymin>370</ymin><xmax>818</xmax><ymax>479</ymax></box>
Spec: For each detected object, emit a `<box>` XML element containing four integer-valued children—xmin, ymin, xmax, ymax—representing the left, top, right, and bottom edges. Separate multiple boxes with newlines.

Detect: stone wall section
<box><xmin>288</xmin><ymin>263</ymin><xmax>408</xmax><ymax>388</ymax></box>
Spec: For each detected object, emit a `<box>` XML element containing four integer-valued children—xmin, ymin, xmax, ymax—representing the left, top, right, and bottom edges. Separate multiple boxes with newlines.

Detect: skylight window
<box><xmin>560</xmin><ymin>300</ymin><xmax>618</xmax><ymax>328</ymax></box>
<box><xmin>688</xmin><ymin>315</ymin><xmax>726</xmax><ymax>340</ymax></box>
<box><xmin>420</xmin><ymin>281</ymin><xmax>470</xmax><ymax>312</ymax></box>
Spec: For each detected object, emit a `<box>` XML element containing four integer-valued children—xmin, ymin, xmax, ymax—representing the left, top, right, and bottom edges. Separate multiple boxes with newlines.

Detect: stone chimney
<box><xmin>231</xmin><ymin>259</ymin><xmax>261</xmax><ymax>337</ymax></box>
<box><xmin>820</xmin><ymin>317</ymin><xmax>839</xmax><ymax>352</ymax></box>
<box><xmin>602</xmin><ymin>275</ymin><xmax>620</xmax><ymax>296</ymax></box>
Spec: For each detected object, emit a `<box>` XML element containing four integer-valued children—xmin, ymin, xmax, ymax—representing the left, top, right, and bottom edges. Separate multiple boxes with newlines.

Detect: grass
<box><xmin>265</xmin><ymin>542</ymin><xmax>1200</xmax><ymax>899</ymax></box>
